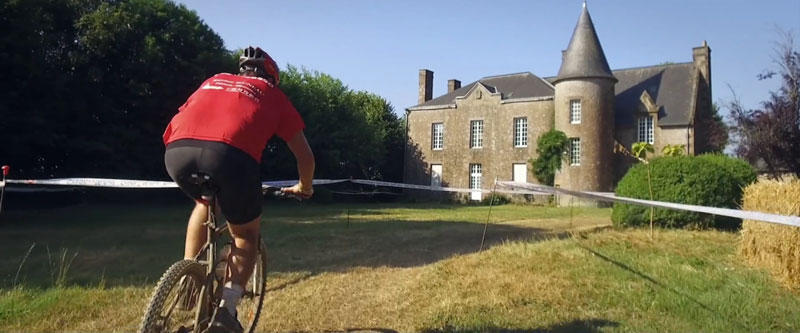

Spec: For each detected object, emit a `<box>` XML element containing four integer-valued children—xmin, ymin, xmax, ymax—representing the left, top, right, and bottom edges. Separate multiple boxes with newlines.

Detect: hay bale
<box><xmin>739</xmin><ymin>179</ymin><xmax>800</xmax><ymax>291</ymax></box>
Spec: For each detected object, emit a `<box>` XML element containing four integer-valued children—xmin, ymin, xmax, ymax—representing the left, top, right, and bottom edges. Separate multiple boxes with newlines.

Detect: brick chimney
<box><xmin>418</xmin><ymin>69</ymin><xmax>433</xmax><ymax>104</ymax></box>
<box><xmin>692</xmin><ymin>41</ymin><xmax>711</xmax><ymax>92</ymax></box>
<box><xmin>448</xmin><ymin>79</ymin><xmax>461</xmax><ymax>93</ymax></box>
<box><xmin>692</xmin><ymin>41</ymin><xmax>712</xmax><ymax>155</ymax></box>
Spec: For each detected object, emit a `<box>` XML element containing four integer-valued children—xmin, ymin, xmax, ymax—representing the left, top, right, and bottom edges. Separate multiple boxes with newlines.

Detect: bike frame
<box><xmin>191</xmin><ymin>192</ymin><xmax>228</xmax><ymax>332</ymax></box>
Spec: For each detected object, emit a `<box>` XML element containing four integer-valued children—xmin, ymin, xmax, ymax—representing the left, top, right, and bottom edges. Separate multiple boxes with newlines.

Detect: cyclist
<box><xmin>162</xmin><ymin>46</ymin><xmax>315</xmax><ymax>333</ymax></box>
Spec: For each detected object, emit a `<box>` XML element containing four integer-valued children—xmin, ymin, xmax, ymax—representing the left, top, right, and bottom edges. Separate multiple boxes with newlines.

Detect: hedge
<box><xmin>612</xmin><ymin>155</ymin><xmax>756</xmax><ymax>229</ymax></box>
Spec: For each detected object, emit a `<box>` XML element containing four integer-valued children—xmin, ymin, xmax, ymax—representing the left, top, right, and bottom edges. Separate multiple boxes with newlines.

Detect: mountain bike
<box><xmin>139</xmin><ymin>173</ymin><xmax>297</xmax><ymax>333</ymax></box>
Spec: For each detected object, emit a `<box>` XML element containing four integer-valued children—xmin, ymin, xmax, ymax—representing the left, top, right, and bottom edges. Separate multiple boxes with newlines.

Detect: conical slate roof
<box><xmin>554</xmin><ymin>3</ymin><xmax>617</xmax><ymax>84</ymax></box>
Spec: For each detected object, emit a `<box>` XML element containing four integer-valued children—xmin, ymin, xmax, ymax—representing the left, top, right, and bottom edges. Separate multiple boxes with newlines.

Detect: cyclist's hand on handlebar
<box><xmin>281</xmin><ymin>183</ymin><xmax>313</xmax><ymax>199</ymax></box>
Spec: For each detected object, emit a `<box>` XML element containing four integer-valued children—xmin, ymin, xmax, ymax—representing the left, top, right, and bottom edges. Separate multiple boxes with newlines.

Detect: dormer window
<box><xmin>637</xmin><ymin>116</ymin><xmax>654</xmax><ymax>144</ymax></box>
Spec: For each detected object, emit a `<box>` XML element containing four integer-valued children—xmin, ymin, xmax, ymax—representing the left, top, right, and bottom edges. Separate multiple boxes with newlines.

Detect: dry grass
<box><xmin>739</xmin><ymin>179</ymin><xmax>800</xmax><ymax>291</ymax></box>
<box><xmin>2</xmin><ymin>203</ymin><xmax>800</xmax><ymax>332</ymax></box>
<box><xmin>3</xmin><ymin>228</ymin><xmax>800</xmax><ymax>332</ymax></box>
<box><xmin>258</xmin><ymin>229</ymin><xmax>800</xmax><ymax>332</ymax></box>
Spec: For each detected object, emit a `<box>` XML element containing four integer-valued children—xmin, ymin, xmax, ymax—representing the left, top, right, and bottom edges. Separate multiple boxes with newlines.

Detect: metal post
<box><xmin>479</xmin><ymin>177</ymin><xmax>499</xmax><ymax>252</ymax></box>
<box><xmin>0</xmin><ymin>165</ymin><xmax>9</xmax><ymax>216</ymax></box>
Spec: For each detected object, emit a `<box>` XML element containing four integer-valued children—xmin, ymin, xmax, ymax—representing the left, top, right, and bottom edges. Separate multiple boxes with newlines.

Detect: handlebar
<box><xmin>262</xmin><ymin>186</ymin><xmax>305</xmax><ymax>201</ymax></box>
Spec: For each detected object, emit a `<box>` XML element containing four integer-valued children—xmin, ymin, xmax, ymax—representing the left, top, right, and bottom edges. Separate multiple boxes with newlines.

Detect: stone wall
<box><xmin>404</xmin><ymin>85</ymin><xmax>554</xmax><ymax>194</ymax></box>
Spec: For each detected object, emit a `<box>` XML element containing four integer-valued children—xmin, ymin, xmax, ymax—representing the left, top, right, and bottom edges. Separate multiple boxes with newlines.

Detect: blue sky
<box><xmin>176</xmin><ymin>0</ymin><xmax>800</xmax><ymax>116</ymax></box>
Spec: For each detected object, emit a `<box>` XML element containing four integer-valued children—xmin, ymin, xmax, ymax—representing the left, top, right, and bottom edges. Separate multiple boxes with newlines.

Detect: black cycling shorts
<box><xmin>165</xmin><ymin>139</ymin><xmax>262</xmax><ymax>224</ymax></box>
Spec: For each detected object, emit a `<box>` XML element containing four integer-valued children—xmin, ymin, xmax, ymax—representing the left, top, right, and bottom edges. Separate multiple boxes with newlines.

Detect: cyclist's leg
<box><xmin>226</xmin><ymin>216</ymin><xmax>261</xmax><ymax>286</ymax></box>
<box><xmin>184</xmin><ymin>200</ymin><xmax>209</xmax><ymax>259</ymax></box>
<box><xmin>205</xmin><ymin>140</ymin><xmax>262</xmax><ymax>284</ymax></box>
<box><xmin>216</xmin><ymin>177</ymin><xmax>261</xmax><ymax>317</ymax></box>
<box><xmin>197</xmin><ymin>140</ymin><xmax>261</xmax><ymax>324</ymax></box>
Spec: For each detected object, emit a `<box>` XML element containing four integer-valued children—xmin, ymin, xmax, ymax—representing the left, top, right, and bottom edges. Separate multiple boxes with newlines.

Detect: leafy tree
<box><xmin>729</xmin><ymin>32</ymin><xmax>800</xmax><ymax>178</ymax></box>
<box><xmin>703</xmin><ymin>103</ymin><xmax>729</xmax><ymax>153</ymax></box>
<box><xmin>661</xmin><ymin>144</ymin><xmax>686</xmax><ymax>157</ymax></box>
<box><xmin>74</xmin><ymin>0</ymin><xmax>234</xmax><ymax>178</ymax></box>
<box><xmin>618</xmin><ymin>142</ymin><xmax>656</xmax><ymax>235</ymax></box>
<box><xmin>0</xmin><ymin>0</ymin><xmax>103</xmax><ymax>178</ymax></box>
<box><xmin>632</xmin><ymin>142</ymin><xmax>654</xmax><ymax>160</ymax></box>
<box><xmin>0</xmin><ymin>0</ymin><xmax>233</xmax><ymax>179</ymax></box>
<box><xmin>265</xmin><ymin>65</ymin><xmax>404</xmax><ymax>181</ymax></box>
<box><xmin>0</xmin><ymin>0</ymin><xmax>403</xmax><ymax>184</ymax></box>
<box><xmin>529</xmin><ymin>130</ymin><xmax>568</xmax><ymax>186</ymax></box>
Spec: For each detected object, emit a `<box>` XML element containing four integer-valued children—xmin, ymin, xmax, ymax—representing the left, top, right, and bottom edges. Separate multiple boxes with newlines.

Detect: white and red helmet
<box><xmin>239</xmin><ymin>46</ymin><xmax>280</xmax><ymax>84</ymax></box>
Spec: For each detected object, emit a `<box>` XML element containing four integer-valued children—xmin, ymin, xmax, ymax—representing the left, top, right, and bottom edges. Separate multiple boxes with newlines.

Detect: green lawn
<box><xmin>1</xmin><ymin>202</ymin><xmax>798</xmax><ymax>332</ymax></box>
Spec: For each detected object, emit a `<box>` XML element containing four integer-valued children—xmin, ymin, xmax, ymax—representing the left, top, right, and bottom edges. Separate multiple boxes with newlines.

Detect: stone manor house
<box><xmin>402</xmin><ymin>4</ymin><xmax>714</xmax><ymax>200</ymax></box>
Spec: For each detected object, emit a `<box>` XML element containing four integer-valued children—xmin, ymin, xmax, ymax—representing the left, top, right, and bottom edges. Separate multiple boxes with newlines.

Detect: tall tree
<box><xmin>729</xmin><ymin>33</ymin><xmax>800</xmax><ymax>178</ymax></box>
<box><xmin>74</xmin><ymin>0</ymin><xmax>234</xmax><ymax>178</ymax></box>
<box><xmin>264</xmin><ymin>65</ymin><xmax>404</xmax><ymax>181</ymax></box>
<box><xmin>0</xmin><ymin>0</ymin><xmax>102</xmax><ymax>178</ymax></box>
<box><xmin>0</xmin><ymin>0</ymin><xmax>234</xmax><ymax>179</ymax></box>
<box><xmin>1</xmin><ymin>1</ymin><xmax>402</xmax><ymax>182</ymax></box>
<box><xmin>703</xmin><ymin>103</ymin><xmax>729</xmax><ymax>153</ymax></box>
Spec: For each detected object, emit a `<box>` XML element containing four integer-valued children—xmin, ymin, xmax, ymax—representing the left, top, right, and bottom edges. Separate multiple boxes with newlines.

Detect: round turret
<box><xmin>553</xmin><ymin>3</ymin><xmax>617</xmax><ymax>202</ymax></box>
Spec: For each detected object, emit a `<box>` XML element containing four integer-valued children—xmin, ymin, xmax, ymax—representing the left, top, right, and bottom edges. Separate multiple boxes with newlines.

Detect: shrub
<box><xmin>612</xmin><ymin>156</ymin><xmax>745</xmax><ymax>229</ymax></box>
<box><xmin>697</xmin><ymin>153</ymin><xmax>757</xmax><ymax>191</ymax></box>
<box><xmin>480</xmin><ymin>193</ymin><xmax>511</xmax><ymax>206</ymax></box>
<box><xmin>697</xmin><ymin>153</ymin><xmax>757</xmax><ymax>228</ymax></box>
<box><xmin>530</xmin><ymin>130</ymin><xmax>568</xmax><ymax>186</ymax></box>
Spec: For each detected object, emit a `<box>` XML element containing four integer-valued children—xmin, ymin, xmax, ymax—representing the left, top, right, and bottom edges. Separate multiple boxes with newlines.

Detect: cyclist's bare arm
<box><xmin>283</xmin><ymin>130</ymin><xmax>315</xmax><ymax>198</ymax></box>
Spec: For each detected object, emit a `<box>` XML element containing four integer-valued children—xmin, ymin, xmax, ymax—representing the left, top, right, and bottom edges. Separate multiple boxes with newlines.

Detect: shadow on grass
<box><xmin>0</xmin><ymin>202</ymin><xmax>591</xmax><ymax>289</ymax></box>
<box><xmin>266</xmin><ymin>271</ymin><xmax>315</xmax><ymax>293</ymax></box>
<box><xmin>420</xmin><ymin>318</ymin><xmax>619</xmax><ymax>332</ymax></box>
<box><xmin>576</xmin><ymin>244</ymin><xmax>750</xmax><ymax>331</ymax></box>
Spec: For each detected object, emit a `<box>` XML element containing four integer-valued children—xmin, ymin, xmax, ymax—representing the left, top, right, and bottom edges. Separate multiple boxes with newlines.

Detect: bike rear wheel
<box><xmin>140</xmin><ymin>260</ymin><xmax>208</xmax><ymax>333</ymax></box>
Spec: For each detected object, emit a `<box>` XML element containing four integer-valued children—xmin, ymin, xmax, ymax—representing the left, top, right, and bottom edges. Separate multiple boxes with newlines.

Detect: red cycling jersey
<box><xmin>163</xmin><ymin>73</ymin><xmax>305</xmax><ymax>162</ymax></box>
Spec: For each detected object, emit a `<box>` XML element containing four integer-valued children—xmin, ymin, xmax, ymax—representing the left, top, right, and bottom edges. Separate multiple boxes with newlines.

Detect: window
<box><xmin>470</xmin><ymin>120</ymin><xmax>483</xmax><ymax>148</ymax></box>
<box><xmin>513</xmin><ymin>117</ymin><xmax>528</xmax><ymax>147</ymax></box>
<box><xmin>637</xmin><ymin>116</ymin><xmax>654</xmax><ymax>144</ymax></box>
<box><xmin>569</xmin><ymin>138</ymin><xmax>581</xmax><ymax>166</ymax></box>
<box><xmin>570</xmin><ymin>100</ymin><xmax>581</xmax><ymax>124</ymax></box>
<box><xmin>431</xmin><ymin>164</ymin><xmax>442</xmax><ymax>187</ymax></box>
<box><xmin>431</xmin><ymin>123</ymin><xmax>444</xmax><ymax>150</ymax></box>
<box><xmin>470</xmin><ymin>164</ymin><xmax>482</xmax><ymax>201</ymax></box>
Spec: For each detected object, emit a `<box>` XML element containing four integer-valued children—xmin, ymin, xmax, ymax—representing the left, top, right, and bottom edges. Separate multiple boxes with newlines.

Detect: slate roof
<box><xmin>612</xmin><ymin>62</ymin><xmax>696</xmax><ymax>127</ymax></box>
<box><xmin>412</xmin><ymin>63</ymin><xmax>698</xmax><ymax>127</ymax></box>
<box><xmin>408</xmin><ymin>72</ymin><xmax>555</xmax><ymax>110</ymax></box>
<box><xmin>554</xmin><ymin>4</ymin><xmax>616</xmax><ymax>84</ymax></box>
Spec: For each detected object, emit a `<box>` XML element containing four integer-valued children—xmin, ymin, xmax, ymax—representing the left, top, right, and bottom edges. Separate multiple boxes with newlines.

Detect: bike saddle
<box><xmin>189</xmin><ymin>172</ymin><xmax>219</xmax><ymax>200</ymax></box>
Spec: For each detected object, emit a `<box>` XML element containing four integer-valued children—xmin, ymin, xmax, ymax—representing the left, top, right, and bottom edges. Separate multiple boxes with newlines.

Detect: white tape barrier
<box><xmin>3</xmin><ymin>187</ymin><xmax>80</xmax><ymax>193</ymax></box>
<box><xmin>497</xmin><ymin>181</ymin><xmax>800</xmax><ymax>228</ymax></box>
<box><xmin>6</xmin><ymin>178</ymin><xmax>179</xmax><ymax>188</ymax></box>
<box><xmin>3</xmin><ymin>177</ymin><xmax>551</xmax><ymax>195</ymax></box>
<box><xmin>350</xmin><ymin>179</ymin><xmax>551</xmax><ymax>195</ymax></box>
<box><xmin>261</xmin><ymin>179</ymin><xmax>348</xmax><ymax>188</ymax></box>
<box><xmin>5</xmin><ymin>176</ymin><xmax>798</xmax><ymax>227</ymax></box>
<box><xmin>4</xmin><ymin>178</ymin><xmax>349</xmax><ymax>189</ymax></box>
